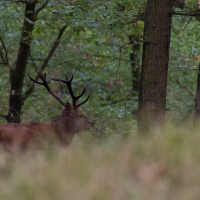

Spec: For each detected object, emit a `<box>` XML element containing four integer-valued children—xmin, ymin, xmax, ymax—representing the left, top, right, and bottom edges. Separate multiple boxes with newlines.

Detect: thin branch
<box><xmin>0</xmin><ymin>52</ymin><xmax>7</xmax><ymax>67</ymax></box>
<box><xmin>16</xmin><ymin>1</ymin><xmax>28</xmax><ymax>4</ymax></box>
<box><xmin>182</xmin><ymin>16</ymin><xmax>193</xmax><ymax>32</ymax></box>
<box><xmin>0</xmin><ymin>37</ymin><xmax>12</xmax><ymax>70</ymax></box>
<box><xmin>177</xmin><ymin>80</ymin><xmax>195</xmax><ymax>98</ymax></box>
<box><xmin>172</xmin><ymin>11</ymin><xmax>200</xmax><ymax>16</ymax></box>
<box><xmin>110</xmin><ymin>37</ymin><xmax>141</xmax><ymax>121</ymax></box>
<box><xmin>109</xmin><ymin>36</ymin><xmax>144</xmax><ymax>121</ymax></box>
<box><xmin>28</xmin><ymin>58</ymin><xmax>46</xmax><ymax>61</ymax></box>
<box><xmin>45</xmin><ymin>20</ymin><xmax>60</xmax><ymax>30</ymax></box>
<box><xmin>93</xmin><ymin>54</ymin><xmax>131</xmax><ymax>62</ymax></box>
<box><xmin>116</xmin><ymin>84</ymin><xmax>127</xmax><ymax>121</ymax></box>
<box><xmin>16</xmin><ymin>0</ymin><xmax>37</xmax><ymax>5</ymax></box>
<box><xmin>40</xmin><ymin>25</ymin><xmax>67</xmax><ymax>72</ymax></box>
<box><xmin>0</xmin><ymin>114</ymin><xmax>7</xmax><ymax>119</ymax></box>
<box><xmin>23</xmin><ymin>25</ymin><xmax>67</xmax><ymax>102</ymax></box>
<box><xmin>0</xmin><ymin>38</ymin><xmax>9</xmax><ymax>64</ymax></box>
<box><xmin>35</xmin><ymin>0</ymin><xmax>49</xmax><ymax>15</ymax></box>
<box><xmin>29</xmin><ymin>48</ymin><xmax>38</xmax><ymax>74</ymax></box>
<box><xmin>110</xmin><ymin>36</ymin><xmax>143</xmax><ymax>76</ymax></box>
<box><xmin>1</xmin><ymin>105</ymin><xmax>20</xmax><ymax>117</ymax></box>
<box><xmin>44</xmin><ymin>12</ymin><xmax>60</xmax><ymax>30</ymax></box>
<box><xmin>171</xmin><ymin>68</ymin><xmax>198</xmax><ymax>72</ymax></box>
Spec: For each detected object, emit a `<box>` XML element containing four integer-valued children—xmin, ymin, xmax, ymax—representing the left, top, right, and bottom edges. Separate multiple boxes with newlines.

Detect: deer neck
<box><xmin>52</xmin><ymin>116</ymin><xmax>76</xmax><ymax>146</ymax></box>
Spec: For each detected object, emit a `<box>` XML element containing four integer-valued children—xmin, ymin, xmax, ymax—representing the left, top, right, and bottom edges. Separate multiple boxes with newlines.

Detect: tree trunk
<box><xmin>194</xmin><ymin>64</ymin><xmax>200</xmax><ymax>126</ymax></box>
<box><xmin>137</xmin><ymin>0</ymin><xmax>173</xmax><ymax>133</ymax></box>
<box><xmin>7</xmin><ymin>3</ymin><xmax>36</xmax><ymax>123</ymax></box>
<box><xmin>129</xmin><ymin>36</ymin><xmax>140</xmax><ymax>97</ymax></box>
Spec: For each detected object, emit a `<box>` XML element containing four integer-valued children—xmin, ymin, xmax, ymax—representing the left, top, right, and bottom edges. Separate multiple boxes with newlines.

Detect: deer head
<box><xmin>28</xmin><ymin>71</ymin><xmax>94</xmax><ymax>145</ymax></box>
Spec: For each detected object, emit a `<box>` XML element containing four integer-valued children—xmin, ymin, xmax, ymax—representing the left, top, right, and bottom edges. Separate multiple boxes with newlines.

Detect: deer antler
<box><xmin>28</xmin><ymin>72</ymin><xmax>67</xmax><ymax>107</ymax></box>
<box><xmin>49</xmin><ymin>71</ymin><xmax>90</xmax><ymax>109</ymax></box>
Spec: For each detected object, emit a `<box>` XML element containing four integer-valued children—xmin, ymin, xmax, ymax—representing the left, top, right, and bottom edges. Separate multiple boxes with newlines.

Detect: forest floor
<box><xmin>0</xmin><ymin>124</ymin><xmax>199</xmax><ymax>200</ymax></box>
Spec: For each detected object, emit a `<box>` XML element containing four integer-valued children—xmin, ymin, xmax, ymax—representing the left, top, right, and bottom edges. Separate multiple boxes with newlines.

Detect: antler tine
<box><xmin>28</xmin><ymin>74</ymin><xmax>44</xmax><ymax>85</ymax></box>
<box><xmin>65</xmin><ymin>70</ymin><xmax>74</xmax><ymax>82</ymax></box>
<box><xmin>49</xmin><ymin>75</ymin><xmax>66</xmax><ymax>83</ymax></box>
<box><xmin>77</xmin><ymin>93</ymin><xmax>90</xmax><ymax>108</ymax></box>
<box><xmin>49</xmin><ymin>71</ymin><xmax>89</xmax><ymax>110</ymax></box>
<box><xmin>63</xmin><ymin>72</ymin><xmax>78</xmax><ymax>109</ymax></box>
<box><xmin>28</xmin><ymin>72</ymin><xmax>67</xmax><ymax>107</ymax></box>
<box><xmin>49</xmin><ymin>72</ymin><xmax>76</xmax><ymax>106</ymax></box>
<box><xmin>76</xmin><ymin>87</ymin><xmax>86</xmax><ymax>99</ymax></box>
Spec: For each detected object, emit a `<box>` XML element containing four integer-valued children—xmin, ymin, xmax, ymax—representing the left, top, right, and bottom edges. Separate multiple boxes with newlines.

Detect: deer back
<box><xmin>0</xmin><ymin>122</ymin><xmax>56</xmax><ymax>149</ymax></box>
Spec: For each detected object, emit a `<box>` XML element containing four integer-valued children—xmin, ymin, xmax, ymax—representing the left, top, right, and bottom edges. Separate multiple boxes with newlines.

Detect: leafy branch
<box><xmin>109</xmin><ymin>36</ymin><xmax>143</xmax><ymax>121</ymax></box>
<box><xmin>16</xmin><ymin>0</ymin><xmax>38</xmax><ymax>5</ymax></box>
<box><xmin>0</xmin><ymin>114</ymin><xmax>7</xmax><ymax>119</ymax></box>
<box><xmin>35</xmin><ymin>0</ymin><xmax>49</xmax><ymax>15</ymax></box>
<box><xmin>28</xmin><ymin>48</ymin><xmax>38</xmax><ymax>74</ymax></box>
<box><xmin>23</xmin><ymin>25</ymin><xmax>67</xmax><ymax>102</ymax></box>
<box><xmin>0</xmin><ymin>37</ymin><xmax>11</xmax><ymax>70</ymax></box>
<box><xmin>172</xmin><ymin>10</ymin><xmax>200</xmax><ymax>16</ymax></box>
<box><xmin>177</xmin><ymin>80</ymin><xmax>195</xmax><ymax>98</ymax></box>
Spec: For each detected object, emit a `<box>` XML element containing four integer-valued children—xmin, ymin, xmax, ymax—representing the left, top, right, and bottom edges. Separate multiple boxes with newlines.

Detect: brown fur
<box><xmin>0</xmin><ymin>104</ymin><xmax>94</xmax><ymax>150</ymax></box>
<box><xmin>0</xmin><ymin>71</ymin><xmax>94</xmax><ymax>150</ymax></box>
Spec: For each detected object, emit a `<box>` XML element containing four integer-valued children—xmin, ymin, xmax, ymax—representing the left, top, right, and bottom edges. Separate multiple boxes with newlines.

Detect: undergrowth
<box><xmin>0</xmin><ymin>124</ymin><xmax>200</xmax><ymax>200</ymax></box>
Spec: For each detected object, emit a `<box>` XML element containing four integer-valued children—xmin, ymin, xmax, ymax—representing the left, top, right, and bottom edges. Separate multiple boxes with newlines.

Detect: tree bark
<box><xmin>7</xmin><ymin>2</ymin><xmax>36</xmax><ymax>123</ymax></box>
<box><xmin>194</xmin><ymin>64</ymin><xmax>200</xmax><ymax>126</ymax></box>
<box><xmin>129</xmin><ymin>36</ymin><xmax>140</xmax><ymax>97</ymax></box>
<box><xmin>137</xmin><ymin>0</ymin><xmax>173</xmax><ymax>133</ymax></box>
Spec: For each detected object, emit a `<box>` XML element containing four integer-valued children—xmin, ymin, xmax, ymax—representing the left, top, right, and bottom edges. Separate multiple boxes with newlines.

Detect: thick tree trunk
<box><xmin>129</xmin><ymin>36</ymin><xmax>140</xmax><ymax>97</ymax></box>
<box><xmin>7</xmin><ymin>3</ymin><xmax>36</xmax><ymax>123</ymax></box>
<box><xmin>137</xmin><ymin>0</ymin><xmax>173</xmax><ymax>133</ymax></box>
<box><xmin>194</xmin><ymin>64</ymin><xmax>200</xmax><ymax>126</ymax></box>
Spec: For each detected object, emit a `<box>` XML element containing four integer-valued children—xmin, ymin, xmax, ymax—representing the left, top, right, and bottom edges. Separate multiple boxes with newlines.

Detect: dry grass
<box><xmin>0</xmin><ymin>125</ymin><xmax>200</xmax><ymax>200</ymax></box>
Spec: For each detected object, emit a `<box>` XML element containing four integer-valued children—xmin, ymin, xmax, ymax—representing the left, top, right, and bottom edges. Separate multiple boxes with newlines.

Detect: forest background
<box><xmin>0</xmin><ymin>0</ymin><xmax>200</xmax><ymax>199</ymax></box>
<box><xmin>0</xmin><ymin>0</ymin><xmax>199</xmax><ymax>132</ymax></box>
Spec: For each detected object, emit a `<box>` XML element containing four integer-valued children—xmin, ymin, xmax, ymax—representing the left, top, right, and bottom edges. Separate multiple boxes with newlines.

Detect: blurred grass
<box><xmin>0</xmin><ymin>124</ymin><xmax>200</xmax><ymax>200</ymax></box>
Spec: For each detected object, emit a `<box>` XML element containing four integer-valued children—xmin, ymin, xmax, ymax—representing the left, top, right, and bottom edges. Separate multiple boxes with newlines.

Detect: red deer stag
<box><xmin>0</xmin><ymin>71</ymin><xmax>94</xmax><ymax>149</ymax></box>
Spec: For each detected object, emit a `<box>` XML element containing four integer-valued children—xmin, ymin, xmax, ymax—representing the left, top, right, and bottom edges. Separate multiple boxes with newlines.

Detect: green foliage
<box><xmin>167</xmin><ymin>15</ymin><xmax>200</xmax><ymax>123</ymax></box>
<box><xmin>0</xmin><ymin>0</ymin><xmax>146</xmax><ymax>136</ymax></box>
<box><xmin>1</xmin><ymin>2</ymin><xmax>200</xmax><ymax>197</ymax></box>
<box><xmin>185</xmin><ymin>0</ymin><xmax>198</xmax><ymax>11</ymax></box>
<box><xmin>0</xmin><ymin>0</ymin><xmax>200</xmax><ymax>135</ymax></box>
